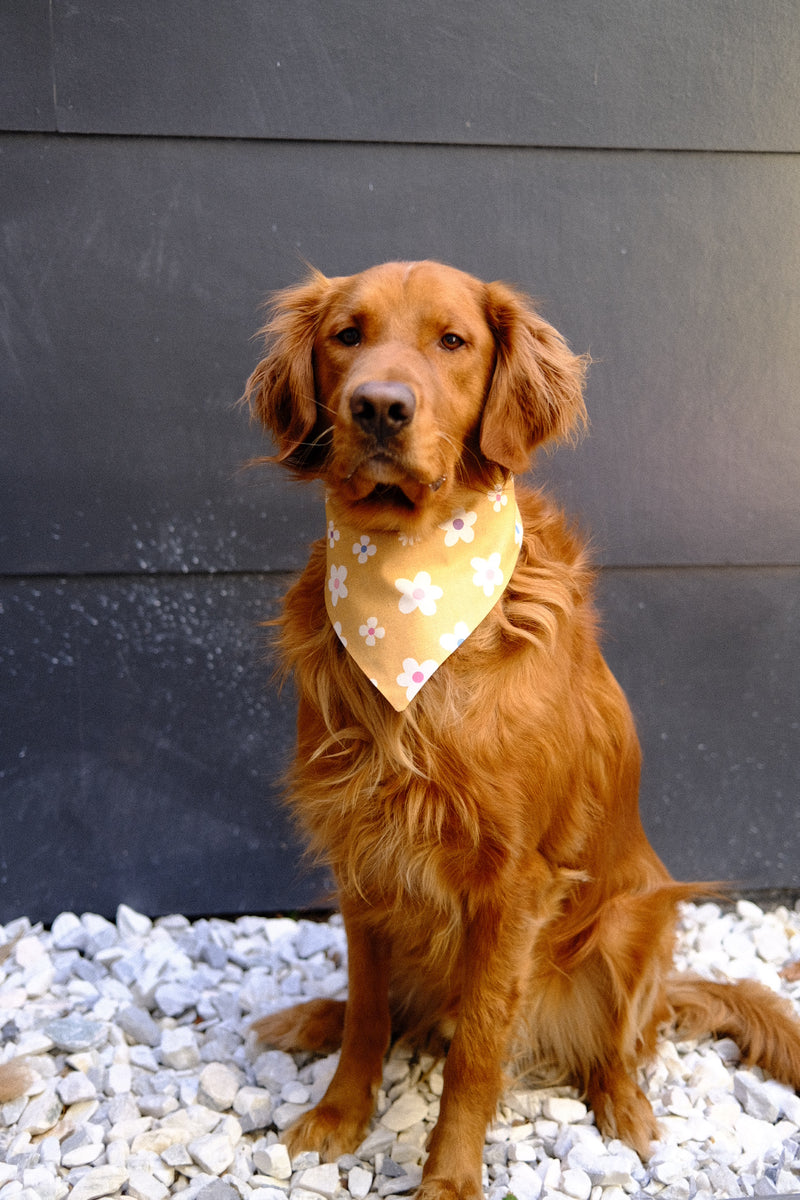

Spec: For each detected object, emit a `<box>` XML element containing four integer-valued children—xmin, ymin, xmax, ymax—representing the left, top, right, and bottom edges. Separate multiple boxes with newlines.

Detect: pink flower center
<box><xmin>412</xmin><ymin>587</ymin><xmax>426</xmax><ymax>600</ymax></box>
<box><xmin>412</xmin><ymin>670</ymin><xmax>425</xmax><ymax>684</ymax></box>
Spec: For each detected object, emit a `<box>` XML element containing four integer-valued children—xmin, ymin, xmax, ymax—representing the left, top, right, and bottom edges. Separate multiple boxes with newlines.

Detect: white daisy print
<box><xmin>333</xmin><ymin>621</ymin><xmax>347</xmax><ymax>647</ymax></box>
<box><xmin>471</xmin><ymin>552</ymin><xmax>504</xmax><ymax>597</ymax></box>
<box><xmin>359</xmin><ymin>617</ymin><xmax>385</xmax><ymax>646</ymax></box>
<box><xmin>395</xmin><ymin>571</ymin><xmax>443</xmax><ymax>616</ymax></box>
<box><xmin>439</xmin><ymin>508</ymin><xmax>477</xmax><ymax>546</ymax></box>
<box><xmin>352</xmin><ymin>535</ymin><xmax>377</xmax><ymax>564</ymax></box>
<box><xmin>327</xmin><ymin>564</ymin><xmax>348</xmax><ymax>606</ymax></box>
<box><xmin>488</xmin><ymin>487</ymin><xmax>508</xmax><ymax>512</ymax></box>
<box><xmin>327</xmin><ymin>520</ymin><xmax>340</xmax><ymax>549</ymax></box>
<box><xmin>440</xmin><ymin>621</ymin><xmax>470</xmax><ymax>653</ymax></box>
<box><xmin>397</xmin><ymin>657</ymin><xmax>438</xmax><ymax>702</ymax></box>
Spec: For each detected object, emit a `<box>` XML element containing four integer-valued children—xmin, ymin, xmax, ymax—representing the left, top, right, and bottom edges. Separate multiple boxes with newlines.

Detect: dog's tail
<box><xmin>666</xmin><ymin>975</ymin><xmax>800</xmax><ymax>1087</ymax></box>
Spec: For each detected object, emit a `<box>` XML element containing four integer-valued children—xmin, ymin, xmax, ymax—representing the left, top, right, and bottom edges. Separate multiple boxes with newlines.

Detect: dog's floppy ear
<box><xmin>480</xmin><ymin>280</ymin><xmax>589</xmax><ymax>475</ymax></box>
<box><xmin>244</xmin><ymin>268</ymin><xmax>332</xmax><ymax>471</ymax></box>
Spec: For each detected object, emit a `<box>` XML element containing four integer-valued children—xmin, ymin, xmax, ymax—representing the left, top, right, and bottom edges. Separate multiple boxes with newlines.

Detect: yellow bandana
<box><xmin>324</xmin><ymin>480</ymin><xmax>523</xmax><ymax>710</ymax></box>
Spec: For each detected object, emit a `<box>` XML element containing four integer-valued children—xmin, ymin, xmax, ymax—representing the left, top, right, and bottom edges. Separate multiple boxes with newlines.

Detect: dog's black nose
<box><xmin>349</xmin><ymin>381</ymin><xmax>416</xmax><ymax>441</ymax></box>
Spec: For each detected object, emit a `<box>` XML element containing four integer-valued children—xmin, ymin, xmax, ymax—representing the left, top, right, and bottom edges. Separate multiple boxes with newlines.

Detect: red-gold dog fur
<box><xmin>246</xmin><ymin>261</ymin><xmax>800</xmax><ymax>1199</ymax></box>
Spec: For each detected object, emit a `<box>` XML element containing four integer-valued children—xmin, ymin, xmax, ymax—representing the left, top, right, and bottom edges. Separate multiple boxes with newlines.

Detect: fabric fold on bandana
<box><xmin>324</xmin><ymin>480</ymin><xmax>523</xmax><ymax>710</ymax></box>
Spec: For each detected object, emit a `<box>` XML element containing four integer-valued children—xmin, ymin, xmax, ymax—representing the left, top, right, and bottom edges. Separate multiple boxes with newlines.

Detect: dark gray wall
<box><xmin>2</xmin><ymin>1</ymin><xmax>798</xmax><ymax>923</ymax></box>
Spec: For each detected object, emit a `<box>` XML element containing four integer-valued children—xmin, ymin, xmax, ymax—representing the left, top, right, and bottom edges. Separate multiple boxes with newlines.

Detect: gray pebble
<box><xmin>207</xmin><ymin>992</ymin><xmax>239</xmax><ymax>1022</ymax></box>
<box><xmin>17</xmin><ymin>1087</ymin><xmax>62</xmax><ymax>1134</ymax></box>
<box><xmin>357</xmin><ymin>1125</ymin><xmax>397</xmax><ymax>1158</ymax></box>
<box><xmin>200</xmin><ymin>941</ymin><xmax>229</xmax><ymax>971</ymax></box>
<box><xmin>196</xmin><ymin>1182</ymin><xmax>241</xmax><ymax>1200</ymax></box>
<box><xmin>116</xmin><ymin>904</ymin><xmax>153</xmax><ymax>940</ymax></box>
<box><xmin>378</xmin><ymin>1165</ymin><xmax>423</xmax><ymax>1196</ymax></box>
<box><xmin>0</xmin><ymin>902</ymin><xmax>793</xmax><ymax>1200</ymax></box>
<box><xmin>233</xmin><ymin>1085</ymin><xmax>273</xmax><ymax>1132</ymax></box>
<box><xmin>336</xmin><ymin>1154</ymin><xmax>363</xmax><ymax>1171</ymax></box>
<box><xmin>154</xmin><ymin>982</ymin><xmax>197</xmax><ymax>1017</ymax></box>
<box><xmin>294</xmin><ymin>920</ymin><xmax>336</xmax><ymax>959</ymax></box>
<box><xmin>161</xmin><ymin>1142</ymin><xmax>193</xmax><ymax>1167</ymax></box>
<box><xmin>380</xmin><ymin>1157</ymin><xmax>406</xmax><ymax>1178</ymax></box>
<box><xmin>137</xmin><ymin>1093</ymin><xmax>179</xmax><ymax>1118</ymax></box>
<box><xmin>126</xmin><ymin>1169</ymin><xmax>169</xmax><ymax>1200</ymax></box>
<box><xmin>57</xmin><ymin>1072</ymin><xmax>97</xmax><ymax>1104</ymax></box>
<box><xmin>187</xmin><ymin>1129</ymin><xmax>236</xmax><ymax>1174</ymax></box>
<box><xmin>291</xmin><ymin>1150</ymin><xmax>321</xmax><ymax>1169</ymax></box>
<box><xmin>272</xmin><ymin>1099</ymin><xmax>312</xmax><ymax>1129</ymax></box>
<box><xmin>160</xmin><ymin>1026</ymin><xmax>201</xmax><ymax>1070</ymax></box>
<box><xmin>200</xmin><ymin>1029</ymin><xmax>243</xmax><ymax>1064</ymax></box>
<box><xmin>69</xmin><ymin>1165</ymin><xmax>129</xmax><ymax>1200</ymax></box>
<box><xmin>129</xmin><ymin>1044</ymin><xmax>160</xmax><ymax>1072</ymax></box>
<box><xmin>253</xmin><ymin>1048</ymin><xmax>298</xmax><ymax>1091</ymax></box>
<box><xmin>197</xmin><ymin>1062</ymin><xmax>241</xmax><ymax>1111</ymax></box>
<box><xmin>61</xmin><ymin>1126</ymin><xmax>105</xmax><ymax>1167</ymax></box>
<box><xmin>116</xmin><ymin>1004</ymin><xmax>162</xmax><ymax>1047</ymax></box>
<box><xmin>734</xmin><ymin>1069</ymin><xmax>782</xmax><ymax>1122</ymax></box>
<box><xmin>349</xmin><ymin>1165</ymin><xmax>374</xmax><ymax>1200</ymax></box>
<box><xmin>50</xmin><ymin>912</ymin><xmax>88</xmax><ymax>952</ymax></box>
<box><xmin>81</xmin><ymin>913</ymin><xmax>119</xmax><ymax>956</ymax></box>
<box><xmin>44</xmin><ymin>1016</ymin><xmax>106</xmax><ymax>1052</ymax></box>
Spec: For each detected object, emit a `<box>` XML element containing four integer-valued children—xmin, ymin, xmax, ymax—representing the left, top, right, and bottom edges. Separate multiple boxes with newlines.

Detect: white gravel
<box><xmin>2</xmin><ymin>899</ymin><xmax>800</xmax><ymax>1200</ymax></box>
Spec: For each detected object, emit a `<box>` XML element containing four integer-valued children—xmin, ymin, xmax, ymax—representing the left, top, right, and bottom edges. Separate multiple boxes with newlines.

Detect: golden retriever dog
<box><xmin>245</xmin><ymin>260</ymin><xmax>800</xmax><ymax>1199</ymax></box>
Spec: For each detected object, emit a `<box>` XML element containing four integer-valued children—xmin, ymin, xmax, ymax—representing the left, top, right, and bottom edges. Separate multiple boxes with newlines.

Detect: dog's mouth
<box><xmin>359</xmin><ymin>483</ymin><xmax>418</xmax><ymax>510</ymax></box>
<box><xmin>341</xmin><ymin>451</ymin><xmax>446</xmax><ymax>511</ymax></box>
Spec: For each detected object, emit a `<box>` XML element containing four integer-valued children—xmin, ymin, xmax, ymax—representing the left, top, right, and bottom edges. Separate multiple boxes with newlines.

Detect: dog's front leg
<box><xmin>282</xmin><ymin>898</ymin><xmax>391</xmax><ymax>1161</ymax></box>
<box><xmin>418</xmin><ymin>905</ymin><xmax>531</xmax><ymax>1200</ymax></box>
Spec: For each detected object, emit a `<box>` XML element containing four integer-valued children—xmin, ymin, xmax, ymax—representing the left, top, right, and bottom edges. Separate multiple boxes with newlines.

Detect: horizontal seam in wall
<box><xmin>600</xmin><ymin>562</ymin><xmax>800</xmax><ymax>574</ymax></box>
<box><xmin>1</xmin><ymin>563</ymin><xmax>799</xmax><ymax>587</ymax></box>
<box><xmin>1</xmin><ymin>127</ymin><xmax>800</xmax><ymax>157</ymax></box>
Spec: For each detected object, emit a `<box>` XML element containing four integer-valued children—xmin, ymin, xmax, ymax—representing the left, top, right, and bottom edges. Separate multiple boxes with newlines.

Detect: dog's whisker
<box><xmin>290</xmin><ymin>427</ymin><xmax>334</xmax><ymax>451</ymax></box>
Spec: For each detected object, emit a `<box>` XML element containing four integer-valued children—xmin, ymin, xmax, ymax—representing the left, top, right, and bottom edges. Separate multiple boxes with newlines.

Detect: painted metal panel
<box><xmin>1</xmin><ymin>1</ymin><xmax>797</xmax><ymax>917</ymax></box>
<box><xmin>0</xmin><ymin>574</ymin><xmax>331</xmax><ymax>923</ymax></box>
<box><xmin>1</xmin><ymin>568</ymin><xmax>797</xmax><ymax>923</ymax></box>
<box><xmin>2</xmin><ymin>137</ymin><xmax>798</xmax><ymax>575</ymax></box>
<box><xmin>29</xmin><ymin>0</ymin><xmax>800</xmax><ymax>151</ymax></box>
<box><xmin>598</xmin><ymin>568</ymin><xmax>800</xmax><ymax>889</ymax></box>
<box><xmin>0</xmin><ymin>2</ymin><xmax>55</xmax><ymax>132</ymax></box>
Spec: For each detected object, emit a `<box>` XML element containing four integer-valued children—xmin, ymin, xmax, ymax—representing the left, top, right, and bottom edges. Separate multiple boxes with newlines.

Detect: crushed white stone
<box><xmin>1</xmin><ymin>900</ymin><xmax>800</xmax><ymax>1198</ymax></box>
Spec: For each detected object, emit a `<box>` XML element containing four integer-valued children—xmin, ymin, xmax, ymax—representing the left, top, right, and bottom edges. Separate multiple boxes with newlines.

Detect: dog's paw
<box><xmin>588</xmin><ymin>1072</ymin><xmax>658</xmax><ymax>1161</ymax></box>
<box><xmin>252</xmin><ymin>998</ymin><xmax>346</xmax><ymax>1053</ymax></box>
<box><xmin>415</xmin><ymin>1175</ymin><xmax>482</xmax><ymax>1200</ymax></box>
<box><xmin>282</xmin><ymin>1101</ymin><xmax>370</xmax><ymax>1161</ymax></box>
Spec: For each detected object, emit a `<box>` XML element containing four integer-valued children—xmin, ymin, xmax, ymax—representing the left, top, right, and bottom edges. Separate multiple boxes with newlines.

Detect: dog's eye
<box><xmin>440</xmin><ymin>333</ymin><xmax>465</xmax><ymax>350</ymax></box>
<box><xmin>336</xmin><ymin>327</ymin><xmax>361</xmax><ymax>347</ymax></box>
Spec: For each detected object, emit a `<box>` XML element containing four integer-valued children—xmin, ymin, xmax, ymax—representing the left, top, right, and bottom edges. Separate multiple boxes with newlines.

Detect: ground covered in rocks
<box><xmin>1</xmin><ymin>899</ymin><xmax>800</xmax><ymax>1200</ymax></box>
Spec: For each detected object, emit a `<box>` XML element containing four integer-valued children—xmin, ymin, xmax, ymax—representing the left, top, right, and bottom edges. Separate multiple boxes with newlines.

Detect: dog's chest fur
<box><xmin>277</xmin><ymin>492</ymin><xmax>600</xmax><ymax>912</ymax></box>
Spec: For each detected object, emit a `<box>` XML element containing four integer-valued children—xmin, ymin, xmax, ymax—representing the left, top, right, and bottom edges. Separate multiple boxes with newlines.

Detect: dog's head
<box><xmin>245</xmin><ymin>261</ymin><xmax>588</xmax><ymax>534</ymax></box>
